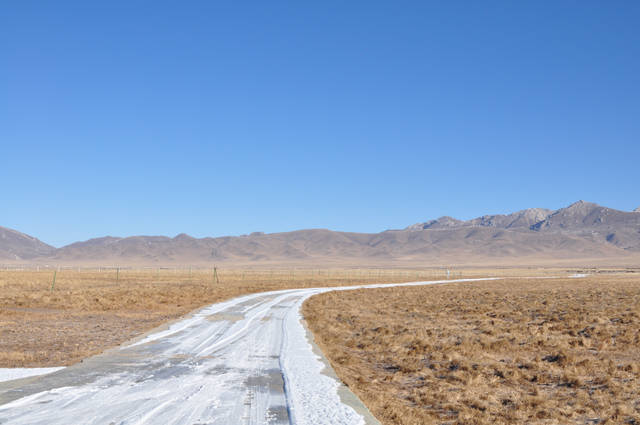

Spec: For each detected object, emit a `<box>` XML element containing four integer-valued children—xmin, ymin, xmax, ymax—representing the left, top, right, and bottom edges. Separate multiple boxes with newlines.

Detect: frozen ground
<box><xmin>0</xmin><ymin>278</ymin><xmax>495</xmax><ymax>425</ymax></box>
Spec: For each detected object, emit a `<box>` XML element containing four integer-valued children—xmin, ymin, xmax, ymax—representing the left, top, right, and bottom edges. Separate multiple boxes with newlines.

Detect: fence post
<box><xmin>212</xmin><ymin>266</ymin><xmax>219</xmax><ymax>284</ymax></box>
<box><xmin>50</xmin><ymin>270</ymin><xmax>57</xmax><ymax>291</ymax></box>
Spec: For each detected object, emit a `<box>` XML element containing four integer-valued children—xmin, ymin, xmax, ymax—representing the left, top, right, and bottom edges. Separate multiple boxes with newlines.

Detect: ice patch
<box><xmin>0</xmin><ymin>367</ymin><xmax>65</xmax><ymax>383</ymax></box>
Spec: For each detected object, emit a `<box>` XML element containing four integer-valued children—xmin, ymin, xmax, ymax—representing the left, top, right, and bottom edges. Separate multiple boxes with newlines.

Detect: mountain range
<box><xmin>2</xmin><ymin>201</ymin><xmax>639</xmax><ymax>266</ymax></box>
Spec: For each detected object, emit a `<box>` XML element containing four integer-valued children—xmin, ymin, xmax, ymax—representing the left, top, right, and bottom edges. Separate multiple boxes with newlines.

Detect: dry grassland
<box><xmin>0</xmin><ymin>267</ymin><xmax>466</xmax><ymax>367</ymax></box>
<box><xmin>303</xmin><ymin>275</ymin><xmax>640</xmax><ymax>425</ymax></box>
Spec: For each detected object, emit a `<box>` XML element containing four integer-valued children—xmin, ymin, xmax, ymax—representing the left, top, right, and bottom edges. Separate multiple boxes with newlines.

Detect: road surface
<box><xmin>0</xmin><ymin>278</ymin><xmax>494</xmax><ymax>425</ymax></box>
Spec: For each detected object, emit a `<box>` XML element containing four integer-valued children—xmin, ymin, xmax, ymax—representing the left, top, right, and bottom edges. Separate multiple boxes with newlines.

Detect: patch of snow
<box><xmin>282</xmin><ymin>290</ymin><xmax>365</xmax><ymax>425</ymax></box>
<box><xmin>0</xmin><ymin>367</ymin><xmax>65</xmax><ymax>383</ymax></box>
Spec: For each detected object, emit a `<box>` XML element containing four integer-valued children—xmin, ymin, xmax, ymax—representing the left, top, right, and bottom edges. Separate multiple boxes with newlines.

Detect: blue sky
<box><xmin>2</xmin><ymin>1</ymin><xmax>639</xmax><ymax>247</ymax></box>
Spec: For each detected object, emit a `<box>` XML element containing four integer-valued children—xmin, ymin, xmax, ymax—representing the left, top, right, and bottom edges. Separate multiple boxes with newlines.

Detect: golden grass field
<box><xmin>0</xmin><ymin>266</ymin><xmax>482</xmax><ymax>367</ymax></box>
<box><xmin>303</xmin><ymin>275</ymin><xmax>640</xmax><ymax>425</ymax></box>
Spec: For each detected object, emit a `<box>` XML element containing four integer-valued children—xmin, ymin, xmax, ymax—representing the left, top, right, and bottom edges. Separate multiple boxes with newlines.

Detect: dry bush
<box><xmin>303</xmin><ymin>276</ymin><xmax>640</xmax><ymax>425</ymax></box>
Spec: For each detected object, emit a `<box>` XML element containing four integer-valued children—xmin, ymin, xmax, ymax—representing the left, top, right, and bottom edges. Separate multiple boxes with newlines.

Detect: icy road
<box><xmin>0</xmin><ymin>278</ymin><xmax>495</xmax><ymax>425</ymax></box>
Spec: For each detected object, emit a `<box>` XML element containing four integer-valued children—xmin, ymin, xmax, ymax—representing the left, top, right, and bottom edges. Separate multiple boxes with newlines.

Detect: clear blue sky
<box><xmin>2</xmin><ymin>1</ymin><xmax>639</xmax><ymax>247</ymax></box>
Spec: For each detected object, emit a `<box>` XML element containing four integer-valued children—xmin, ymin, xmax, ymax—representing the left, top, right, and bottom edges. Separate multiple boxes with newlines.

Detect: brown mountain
<box><xmin>531</xmin><ymin>201</ymin><xmax>640</xmax><ymax>251</ymax></box>
<box><xmin>1</xmin><ymin>201</ymin><xmax>639</xmax><ymax>265</ymax></box>
<box><xmin>0</xmin><ymin>226</ymin><xmax>55</xmax><ymax>261</ymax></box>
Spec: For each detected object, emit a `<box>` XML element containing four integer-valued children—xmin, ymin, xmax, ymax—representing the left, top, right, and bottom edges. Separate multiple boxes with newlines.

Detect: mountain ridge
<box><xmin>2</xmin><ymin>201</ymin><xmax>639</xmax><ymax>265</ymax></box>
<box><xmin>0</xmin><ymin>226</ymin><xmax>55</xmax><ymax>261</ymax></box>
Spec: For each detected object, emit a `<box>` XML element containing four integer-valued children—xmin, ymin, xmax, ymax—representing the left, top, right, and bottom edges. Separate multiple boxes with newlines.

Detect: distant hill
<box><xmin>0</xmin><ymin>226</ymin><xmax>55</xmax><ymax>261</ymax></box>
<box><xmin>1</xmin><ymin>201</ymin><xmax>639</xmax><ymax>266</ymax></box>
<box><xmin>406</xmin><ymin>201</ymin><xmax>640</xmax><ymax>252</ymax></box>
<box><xmin>531</xmin><ymin>201</ymin><xmax>640</xmax><ymax>251</ymax></box>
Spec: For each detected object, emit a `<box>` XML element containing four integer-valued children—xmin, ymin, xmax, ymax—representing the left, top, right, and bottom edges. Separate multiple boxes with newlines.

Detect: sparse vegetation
<box><xmin>303</xmin><ymin>276</ymin><xmax>640</xmax><ymax>425</ymax></box>
<box><xmin>0</xmin><ymin>267</ymin><xmax>467</xmax><ymax>367</ymax></box>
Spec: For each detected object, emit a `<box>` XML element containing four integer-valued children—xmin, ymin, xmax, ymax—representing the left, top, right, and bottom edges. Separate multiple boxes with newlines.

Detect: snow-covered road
<box><xmin>0</xmin><ymin>278</ymin><xmax>496</xmax><ymax>425</ymax></box>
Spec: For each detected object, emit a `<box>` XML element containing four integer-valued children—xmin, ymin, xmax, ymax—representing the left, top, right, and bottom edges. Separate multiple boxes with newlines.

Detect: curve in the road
<box><xmin>0</xmin><ymin>278</ymin><xmax>498</xmax><ymax>425</ymax></box>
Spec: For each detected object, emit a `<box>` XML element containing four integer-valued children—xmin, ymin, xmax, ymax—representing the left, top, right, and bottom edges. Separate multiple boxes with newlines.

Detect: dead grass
<box><xmin>0</xmin><ymin>267</ymin><xmax>467</xmax><ymax>367</ymax></box>
<box><xmin>303</xmin><ymin>275</ymin><xmax>640</xmax><ymax>425</ymax></box>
